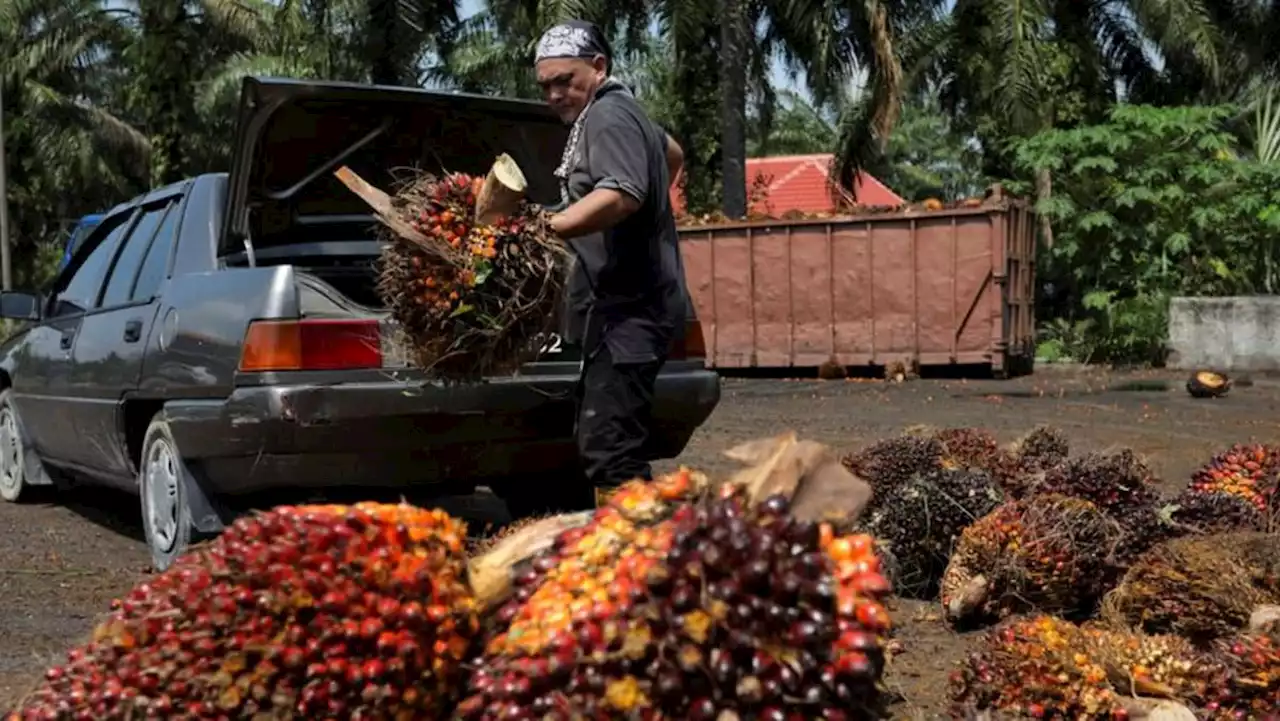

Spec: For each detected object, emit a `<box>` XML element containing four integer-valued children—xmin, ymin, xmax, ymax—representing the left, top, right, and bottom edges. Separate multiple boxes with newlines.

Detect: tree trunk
<box><xmin>719</xmin><ymin>0</ymin><xmax>748</xmax><ymax>219</ymax></box>
<box><xmin>367</xmin><ymin>0</ymin><xmax>407</xmax><ymax>85</ymax></box>
<box><xmin>672</xmin><ymin>13</ymin><xmax>722</xmax><ymax>215</ymax></box>
<box><xmin>1035</xmin><ymin>167</ymin><xmax>1054</xmax><ymax>248</ymax></box>
<box><xmin>138</xmin><ymin>0</ymin><xmax>196</xmax><ymax>187</ymax></box>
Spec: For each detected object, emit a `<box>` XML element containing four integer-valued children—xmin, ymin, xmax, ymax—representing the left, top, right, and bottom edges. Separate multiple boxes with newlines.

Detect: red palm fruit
<box><xmin>8</xmin><ymin>503</ymin><xmax>477</xmax><ymax>720</ymax></box>
<box><xmin>461</xmin><ymin>470</ymin><xmax>894</xmax><ymax>719</ymax></box>
<box><xmin>950</xmin><ymin>615</ymin><xmax>1206</xmax><ymax>718</ymax></box>
<box><xmin>1187</xmin><ymin>443</ymin><xmax>1280</xmax><ymax>513</ymax></box>
<box><xmin>941</xmin><ymin>494</ymin><xmax>1119</xmax><ymax>624</ymax></box>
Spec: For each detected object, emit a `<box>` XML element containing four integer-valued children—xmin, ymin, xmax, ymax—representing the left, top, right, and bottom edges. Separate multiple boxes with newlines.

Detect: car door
<box><xmin>66</xmin><ymin>193</ymin><xmax>181</xmax><ymax>482</ymax></box>
<box><xmin>18</xmin><ymin>209</ymin><xmax>135</xmax><ymax>468</ymax></box>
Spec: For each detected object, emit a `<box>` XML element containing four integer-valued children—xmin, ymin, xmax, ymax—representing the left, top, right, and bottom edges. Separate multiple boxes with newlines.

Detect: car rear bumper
<box><xmin>165</xmin><ymin>363</ymin><xmax>720</xmax><ymax>494</ymax></box>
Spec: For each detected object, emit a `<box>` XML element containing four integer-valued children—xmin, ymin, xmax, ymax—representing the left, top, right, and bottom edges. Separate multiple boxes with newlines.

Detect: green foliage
<box><xmin>870</xmin><ymin>92</ymin><xmax>987</xmax><ymax>201</ymax></box>
<box><xmin>1013</xmin><ymin>103</ymin><xmax>1280</xmax><ymax>364</ymax></box>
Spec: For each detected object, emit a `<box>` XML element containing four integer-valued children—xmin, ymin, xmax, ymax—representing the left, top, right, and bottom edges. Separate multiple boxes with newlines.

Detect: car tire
<box><xmin>138</xmin><ymin>414</ymin><xmax>196</xmax><ymax>572</ymax></box>
<box><xmin>0</xmin><ymin>390</ymin><xmax>28</xmax><ymax>503</ymax></box>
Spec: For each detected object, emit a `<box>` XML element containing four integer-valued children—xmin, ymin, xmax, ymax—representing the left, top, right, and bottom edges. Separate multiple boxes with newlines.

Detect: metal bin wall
<box><xmin>677</xmin><ymin>201</ymin><xmax>1037</xmax><ymax>375</ymax></box>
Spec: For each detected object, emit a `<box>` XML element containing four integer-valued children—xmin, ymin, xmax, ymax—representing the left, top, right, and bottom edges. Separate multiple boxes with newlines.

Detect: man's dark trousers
<box><xmin>575</xmin><ymin>343</ymin><xmax>664</xmax><ymax>498</ymax></box>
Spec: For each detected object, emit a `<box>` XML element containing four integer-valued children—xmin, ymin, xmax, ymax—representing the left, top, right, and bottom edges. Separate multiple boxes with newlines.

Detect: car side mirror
<box><xmin>0</xmin><ymin>291</ymin><xmax>40</xmax><ymax>321</ymax></box>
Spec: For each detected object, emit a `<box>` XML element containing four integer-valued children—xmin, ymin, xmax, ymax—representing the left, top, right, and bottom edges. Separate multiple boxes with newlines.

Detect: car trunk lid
<box><xmin>221</xmin><ymin>76</ymin><xmax>568</xmax><ymax>261</ymax></box>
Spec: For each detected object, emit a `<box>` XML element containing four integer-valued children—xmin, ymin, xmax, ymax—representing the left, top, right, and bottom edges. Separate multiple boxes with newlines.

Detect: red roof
<box><xmin>669</xmin><ymin>153</ymin><xmax>905</xmax><ymax>216</ymax></box>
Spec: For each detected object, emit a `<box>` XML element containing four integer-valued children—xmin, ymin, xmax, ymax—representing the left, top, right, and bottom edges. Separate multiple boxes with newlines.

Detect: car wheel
<box><xmin>0</xmin><ymin>390</ymin><xmax>29</xmax><ymax>503</ymax></box>
<box><xmin>138</xmin><ymin>415</ymin><xmax>195</xmax><ymax>572</ymax></box>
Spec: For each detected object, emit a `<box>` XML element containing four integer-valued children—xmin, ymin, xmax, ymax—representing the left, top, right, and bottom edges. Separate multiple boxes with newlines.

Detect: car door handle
<box><xmin>59</xmin><ymin>332</ymin><xmax>74</xmax><ymax>350</ymax></box>
<box><xmin>123</xmin><ymin>319</ymin><xmax>143</xmax><ymax>343</ymax></box>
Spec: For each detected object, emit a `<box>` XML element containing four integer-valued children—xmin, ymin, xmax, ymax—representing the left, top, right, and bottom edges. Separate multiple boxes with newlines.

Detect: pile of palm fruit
<box><xmin>7</xmin><ymin>433</ymin><xmax>896</xmax><ymax>720</ymax></box>
<box><xmin>10</xmin><ymin>425</ymin><xmax>1280</xmax><ymax>721</ymax></box>
<box><xmin>940</xmin><ymin>433</ymin><xmax>1280</xmax><ymax>719</ymax></box>
<box><xmin>845</xmin><ymin>425</ymin><xmax>1073</xmax><ymax>600</ymax></box>
<box><xmin>461</xmin><ymin>476</ymin><xmax>892</xmax><ymax>719</ymax></box>
<box><xmin>8</xmin><ymin>503</ymin><xmax>479</xmax><ymax>720</ymax></box>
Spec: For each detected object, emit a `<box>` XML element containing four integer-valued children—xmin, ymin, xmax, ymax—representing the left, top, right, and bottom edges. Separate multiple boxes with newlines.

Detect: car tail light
<box><xmin>670</xmin><ymin>318</ymin><xmax>707</xmax><ymax>360</ymax></box>
<box><xmin>239</xmin><ymin>319</ymin><xmax>382</xmax><ymax>372</ymax></box>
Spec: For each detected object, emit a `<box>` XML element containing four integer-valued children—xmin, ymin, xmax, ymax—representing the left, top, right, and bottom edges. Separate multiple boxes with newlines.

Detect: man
<box><xmin>534</xmin><ymin>20</ymin><xmax>688</xmax><ymax>505</ymax></box>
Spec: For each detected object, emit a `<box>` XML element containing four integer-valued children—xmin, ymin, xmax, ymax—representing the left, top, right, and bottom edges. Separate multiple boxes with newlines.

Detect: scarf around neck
<box><xmin>554</xmin><ymin>77</ymin><xmax>633</xmax><ymax>207</ymax></box>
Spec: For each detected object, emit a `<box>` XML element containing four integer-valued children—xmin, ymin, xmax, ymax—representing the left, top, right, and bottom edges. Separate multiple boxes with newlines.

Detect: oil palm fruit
<box><xmin>941</xmin><ymin>495</ymin><xmax>1119</xmax><ymax>624</ymax></box>
<box><xmin>8</xmin><ymin>503</ymin><xmax>476</xmax><ymax>720</ymax></box>
<box><xmin>865</xmin><ymin>467</ymin><xmax>1003</xmax><ymax>598</ymax></box>
<box><xmin>459</xmin><ymin>473</ymin><xmax>894</xmax><ymax>719</ymax></box>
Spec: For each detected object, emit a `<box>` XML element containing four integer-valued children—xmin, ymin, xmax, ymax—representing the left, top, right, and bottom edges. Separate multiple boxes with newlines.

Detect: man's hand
<box><xmin>549</xmin><ymin>188</ymin><xmax>641</xmax><ymax>239</ymax></box>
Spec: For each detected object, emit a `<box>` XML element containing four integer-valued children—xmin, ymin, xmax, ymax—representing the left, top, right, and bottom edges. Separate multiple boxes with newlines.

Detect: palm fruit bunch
<box><xmin>931</xmin><ymin>427</ymin><xmax>1023</xmax><ymax>490</ymax></box>
<box><xmin>458</xmin><ymin>472</ymin><xmax>895</xmax><ymax>720</ymax></box>
<box><xmin>950</xmin><ymin>615</ymin><xmax>1204</xmax><ymax>719</ymax></box>
<box><xmin>1164</xmin><ymin>490</ymin><xmax>1266</xmax><ymax>535</ymax></box>
<box><xmin>376</xmin><ymin>168</ymin><xmax>567</xmax><ymax>379</ymax></box>
<box><xmin>1201</xmin><ymin>626</ymin><xmax>1280</xmax><ymax>719</ymax></box>
<box><xmin>863</xmin><ymin>467</ymin><xmax>1004</xmax><ymax>598</ymax></box>
<box><xmin>1102</xmin><ymin>532</ymin><xmax>1280</xmax><ymax>645</ymax></box>
<box><xmin>1037</xmin><ymin>449</ymin><xmax>1159</xmax><ymax>518</ymax></box>
<box><xmin>1188</xmin><ymin>442</ymin><xmax>1280</xmax><ymax>513</ymax></box>
<box><xmin>842</xmin><ymin>434</ymin><xmax>945</xmax><ymax>504</ymax></box>
<box><xmin>940</xmin><ymin>494</ymin><xmax>1119</xmax><ymax>625</ymax></box>
<box><xmin>1011</xmin><ymin>425</ymin><xmax>1070</xmax><ymax>475</ymax></box>
<box><xmin>1036</xmin><ymin>449</ymin><xmax>1165</xmax><ymax>567</ymax></box>
<box><xmin>8</xmin><ymin>503</ymin><xmax>476</xmax><ymax>720</ymax></box>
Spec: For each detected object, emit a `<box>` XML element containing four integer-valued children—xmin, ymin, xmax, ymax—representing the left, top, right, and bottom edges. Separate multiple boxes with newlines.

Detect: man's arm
<box><xmin>550</xmin><ymin>188</ymin><xmax>638</xmax><ymax>238</ymax></box>
<box><xmin>665</xmin><ymin>133</ymin><xmax>684</xmax><ymax>191</ymax></box>
<box><xmin>550</xmin><ymin>103</ymin><xmax>651</xmax><ymax>239</ymax></box>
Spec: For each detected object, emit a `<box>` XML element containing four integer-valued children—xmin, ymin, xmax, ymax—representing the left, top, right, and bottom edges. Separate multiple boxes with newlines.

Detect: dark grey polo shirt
<box><xmin>559</xmin><ymin>83</ymin><xmax>688</xmax><ymax>365</ymax></box>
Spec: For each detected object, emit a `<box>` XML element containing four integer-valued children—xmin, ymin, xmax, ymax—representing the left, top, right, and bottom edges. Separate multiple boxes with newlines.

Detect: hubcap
<box><xmin>0</xmin><ymin>407</ymin><xmax>21</xmax><ymax>498</ymax></box>
<box><xmin>144</xmin><ymin>439</ymin><xmax>180</xmax><ymax>553</ymax></box>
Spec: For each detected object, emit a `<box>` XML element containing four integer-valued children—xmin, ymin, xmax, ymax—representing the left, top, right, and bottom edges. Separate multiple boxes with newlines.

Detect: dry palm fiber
<box><xmin>842</xmin><ymin>434</ymin><xmax>946</xmax><ymax>505</ymax></box>
<box><xmin>864</xmin><ymin>467</ymin><xmax>1004</xmax><ymax>599</ymax></box>
<box><xmin>949</xmin><ymin>615</ymin><xmax>1205</xmax><ymax>720</ymax></box>
<box><xmin>7</xmin><ymin>503</ymin><xmax>477</xmax><ymax>720</ymax></box>
<box><xmin>1101</xmin><ymin>532</ymin><xmax>1280</xmax><ymax>646</ymax></box>
<box><xmin>1189</xmin><ymin>442</ymin><xmax>1280</xmax><ymax>515</ymax></box>
<box><xmin>940</xmin><ymin>494</ymin><xmax>1120</xmax><ymax>625</ymax></box>
<box><xmin>458</xmin><ymin>472</ymin><xmax>895</xmax><ymax>720</ymax></box>
<box><xmin>1200</xmin><ymin>624</ymin><xmax>1280</xmax><ymax>719</ymax></box>
<box><xmin>339</xmin><ymin>159</ymin><xmax>569</xmax><ymax>380</ymax></box>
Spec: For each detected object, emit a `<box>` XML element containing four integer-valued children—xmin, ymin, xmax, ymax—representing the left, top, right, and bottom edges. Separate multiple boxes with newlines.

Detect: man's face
<box><xmin>536</xmin><ymin>56</ymin><xmax>607</xmax><ymax>124</ymax></box>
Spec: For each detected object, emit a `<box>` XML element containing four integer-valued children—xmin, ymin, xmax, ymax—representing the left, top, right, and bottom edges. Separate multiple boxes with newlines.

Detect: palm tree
<box><xmin>0</xmin><ymin>0</ymin><xmax>149</xmax><ymax>286</ymax></box>
<box><xmin>364</xmin><ymin>0</ymin><xmax>461</xmax><ymax>86</ymax></box>
<box><xmin>902</xmin><ymin>0</ymin><xmax>1224</xmax><ymax>176</ymax></box>
<box><xmin>763</xmin><ymin>0</ymin><xmax>923</xmax><ymax>193</ymax></box>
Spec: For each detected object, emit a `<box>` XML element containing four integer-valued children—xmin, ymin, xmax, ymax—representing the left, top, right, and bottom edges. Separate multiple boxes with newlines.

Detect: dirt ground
<box><xmin>2</xmin><ymin>367</ymin><xmax>1278</xmax><ymax>717</ymax></box>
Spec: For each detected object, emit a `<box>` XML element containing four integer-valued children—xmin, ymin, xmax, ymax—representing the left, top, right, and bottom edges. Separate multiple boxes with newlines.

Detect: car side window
<box><xmin>51</xmin><ymin>213</ymin><xmax>133</xmax><ymax>318</ymax></box>
<box><xmin>130</xmin><ymin>201</ymin><xmax>180</xmax><ymax>302</ymax></box>
<box><xmin>101</xmin><ymin>201</ymin><xmax>172</xmax><ymax>307</ymax></box>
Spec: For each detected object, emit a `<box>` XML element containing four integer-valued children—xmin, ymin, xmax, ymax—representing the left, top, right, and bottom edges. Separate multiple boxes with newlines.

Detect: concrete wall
<box><xmin>1168</xmin><ymin>296</ymin><xmax>1280</xmax><ymax>371</ymax></box>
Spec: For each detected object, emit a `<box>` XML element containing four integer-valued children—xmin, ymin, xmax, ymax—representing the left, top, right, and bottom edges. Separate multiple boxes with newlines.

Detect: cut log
<box><xmin>475</xmin><ymin>153</ymin><xmax>529</xmax><ymax>225</ymax></box>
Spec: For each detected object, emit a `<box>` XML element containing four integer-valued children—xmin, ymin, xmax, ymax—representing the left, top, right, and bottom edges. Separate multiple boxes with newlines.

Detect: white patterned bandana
<box><xmin>536</xmin><ymin>21</ymin><xmax>624</xmax><ymax>207</ymax></box>
<box><xmin>536</xmin><ymin>24</ymin><xmax>598</xmax><ymax>62</ymax></box>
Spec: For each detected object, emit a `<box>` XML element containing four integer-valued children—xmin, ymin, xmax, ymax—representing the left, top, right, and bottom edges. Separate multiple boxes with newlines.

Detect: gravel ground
<box><xmin>1</xmin><ymin>367</ymin><xmax>1277</xmax><ymax>716</ymax></box>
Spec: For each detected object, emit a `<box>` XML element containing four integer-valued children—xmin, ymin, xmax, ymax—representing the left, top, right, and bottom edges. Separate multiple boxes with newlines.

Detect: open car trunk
<box><xmin>219</xmin><ymin>77</ymin><xmax>584</xmax><ymax>360</ymax></box>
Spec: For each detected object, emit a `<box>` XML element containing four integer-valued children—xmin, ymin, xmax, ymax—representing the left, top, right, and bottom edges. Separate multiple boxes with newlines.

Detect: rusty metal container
<box><xmin>678</xmin><ymin>198</ymin><xmax>1037</xmax><ymax>376</ymax></box>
